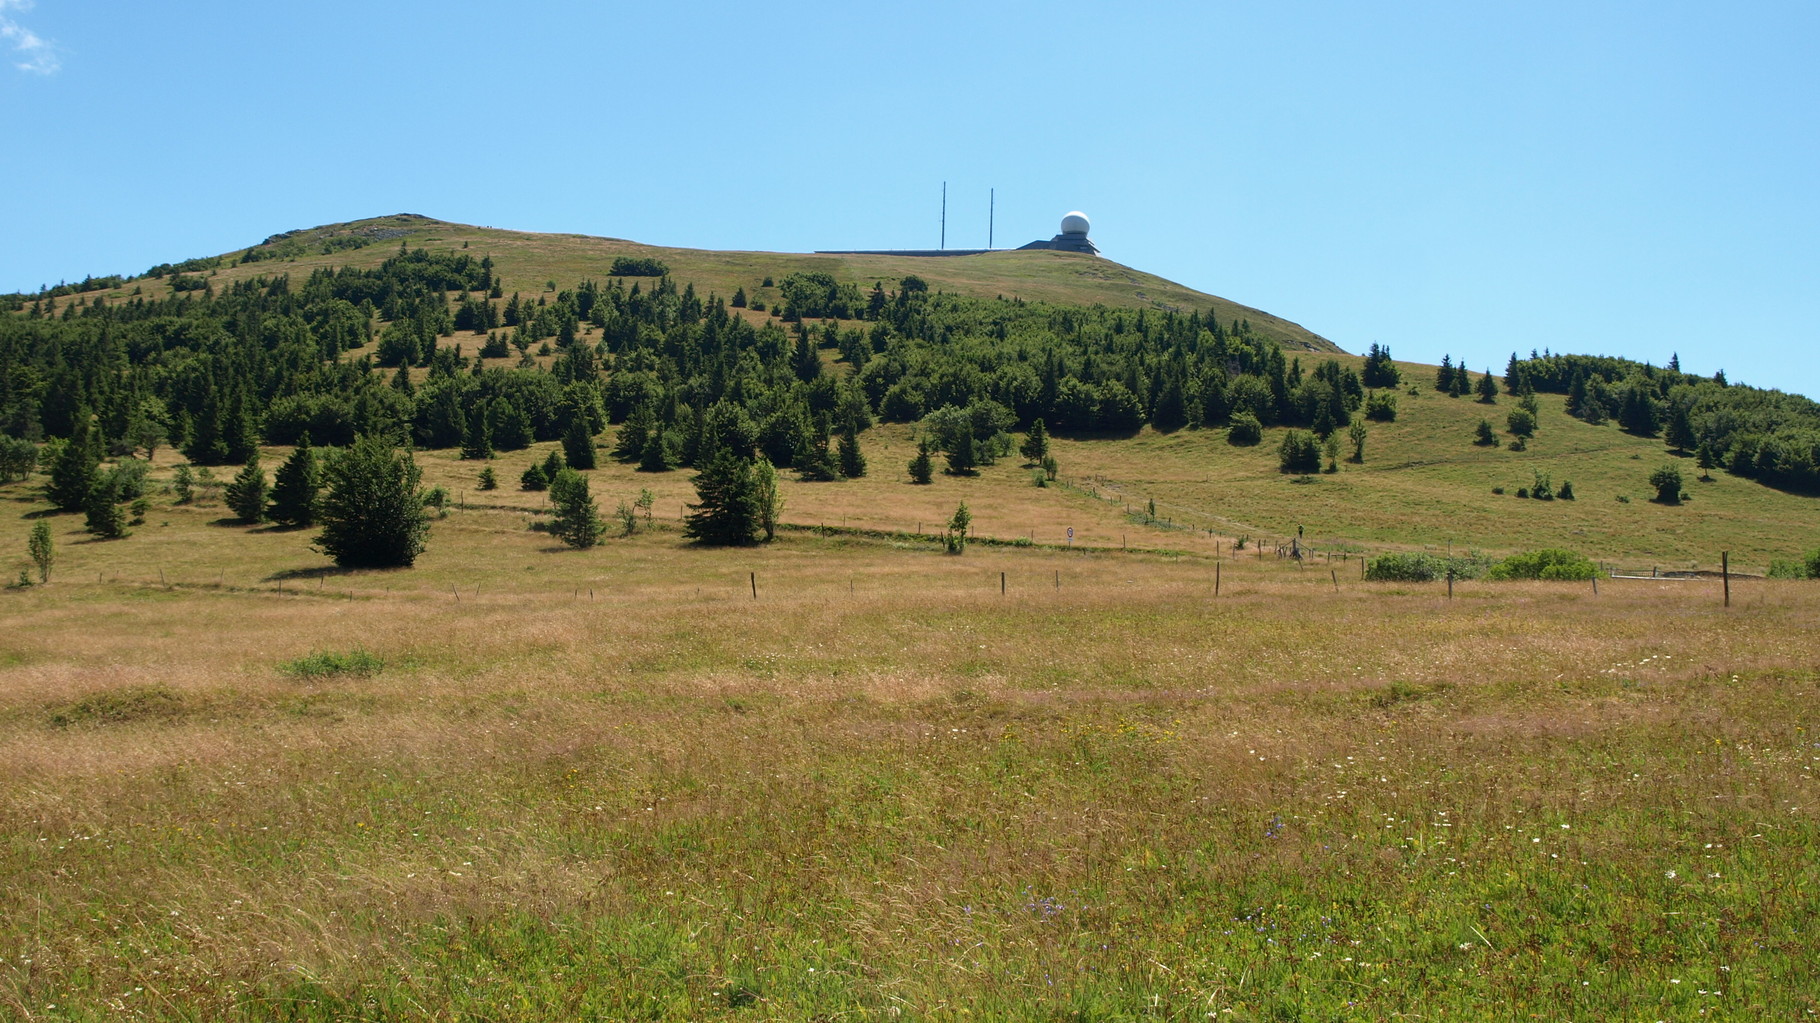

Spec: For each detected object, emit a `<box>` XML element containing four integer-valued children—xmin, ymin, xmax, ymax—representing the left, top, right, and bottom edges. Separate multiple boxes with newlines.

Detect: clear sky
<box><xmin>3</xmin><ymin>1</ymin><xmax>1815</xmax><ymax>397</ymax></box>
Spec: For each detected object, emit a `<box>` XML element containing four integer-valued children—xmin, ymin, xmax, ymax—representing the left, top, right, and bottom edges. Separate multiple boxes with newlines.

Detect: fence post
<box><xmin>1000</xmin><ymin>572</ymin><xmax>1006</xmax><ymax>595</ymax></box>
<box><xmin>1447</xmin><ymin>569</ymin><xmax>1454</xmax><ymax>600</ymax></box>
<box><xmin>750</xmin><ymin>572</ymin><xmax>757</xmax><ymax>599</ymax></box>
<box><xmin>1331</xmin><ymin>570</ymin><xmax>1339</xmax><ymax>591</ymax></box>
<box><xmin>1215</xmin><ymin>561</ymin><xmax>1221</xmax><ymax>597</ymax></box>
<box><xmin>1722</xmin><ymin>551</ymin><xmax>1730</xmax><ymax>608</ymax></box>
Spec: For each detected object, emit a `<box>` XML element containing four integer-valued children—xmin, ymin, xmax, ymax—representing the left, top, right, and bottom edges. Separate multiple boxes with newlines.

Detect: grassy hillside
<box><xmin>4</xmin><ymin>214</ymin><xmax>1818</xmax><ymax>1017</ymax></box>
<box><xmin>89</xmin><ymin>213</ymin><xmax>1340</xmax><ymax>354</ymax></box>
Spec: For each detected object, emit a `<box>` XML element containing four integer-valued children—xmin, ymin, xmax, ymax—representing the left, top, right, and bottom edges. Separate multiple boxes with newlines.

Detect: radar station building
<box><xmin>1016</xmin><ymin>211</ymin><xmax>1099</xmax><ymax>255</ymax></box>
<box><xmin>816</xmin><ymin>210</ymin><xmax>1100</xmax><ymax>258</ymax></box>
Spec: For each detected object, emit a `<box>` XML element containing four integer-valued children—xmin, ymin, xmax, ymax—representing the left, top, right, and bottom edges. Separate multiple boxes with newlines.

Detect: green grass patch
<box><xmin>48</xmin><ymin>683</ymin><xmax>185</xmax><ymax>727</ymax></box>
<box><xmin>280</xmin><ymin>648</ymin><xmax>384</xmax><ymax>679</ymax></box>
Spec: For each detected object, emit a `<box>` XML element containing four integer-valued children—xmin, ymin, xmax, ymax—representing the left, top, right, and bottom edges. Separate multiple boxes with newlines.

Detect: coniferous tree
<box><xmin>520</xmin><ymin>463</ymin><xmax>549</xmax><ymax>491</ymax></box>
<box><xmin>944</xmin><ymin>431</ymin><xmax>977</xmax><ymax>475</ymax></box>
<box><xmin>837</xmin><ymin>429</ymin><xmax>866</xmax><ymax>478</ymax></box>
<box><xmin>908</xmin><ymin>440</ymin><xmax>934</xmax><ymax>484</ymax></box>
<box><xmin>548</xmin><ymin>468</ymin><xmax>606</xmax><ymax>549</ymax></box>
<box><xmin>1435</xmin><ymin>355</ymin><xmax>1455</xmax><ymax>393</ymax></box>
<box><xmin>172</xmin><ymin>464</ymin><xmax>196</xmax><ymax>504</ymax></box>
<box><xmin>639</xmin><ymin>429</ymin><xmax>673</xmax><ymax>472</ymax></box>
<box><xmin>225</xmin><ymin>451</ymin><xmax>268</xmax><ymax>523</ymax></box>
<box><xmin>47</xmin><ymin>417</ymin><xmax>99</xmax><ymax>512</ymax></box>
<box><xmin>542</xmin><ymin>449</ymin><xmax>566</xmax><ymax>481</ymax></box>
<box><xmin>562</xmin><ymin>418</ymin><xmax>597</xmax><ymax>469</ymax></box>
<box><xmin>615</xmin><ymin>406</ymin><xmax>654</xmax><ymax>462</ymax></box>
<box><xmin>1474</xmin><ymin>419</ymin><xmax>1499</xmax><ymax>446</ymax></box>
<box><xmin>477</xmin><ymin>466</ymin><xmax>498</xmax><ymax>490</ymax></box>
<box><xmin>313</xmin><ymin>436</ymin><xmax>430</xmax><ymax>567</ymax></box>
<box><xmin>1020</xmin><ymin>418</ymin><xmax>1049</xmax><ymax>464</ymax></box>
<box><xmin>268</xmin><ymin>436</ymin><xmax>321</xmax><ymax>526</ymax></box>
<box><xmin>460</xmin><ymin>403</ymin><xmax>493</xmax><ymax>460</ymax></box>
<box><xmin>85</xmin><ymin>476</ymin><xmax>129</xmax><ymax>539</ymax></box>
<box><xmin>684</xmin><ymin>450</ymin><xmax>759</xmax><ymax>545</ymax></box>
<box><xmin>1475</xmin><ymin>368</ymin><xmax>1499</xmax><ymax>403</ymax></box>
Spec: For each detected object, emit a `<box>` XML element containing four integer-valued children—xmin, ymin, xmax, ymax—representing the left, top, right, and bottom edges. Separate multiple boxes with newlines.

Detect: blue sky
<box><xmin>3</xmin><ymin>1</ymin><xmax>1815</xmax><ymax>396</ymax></box>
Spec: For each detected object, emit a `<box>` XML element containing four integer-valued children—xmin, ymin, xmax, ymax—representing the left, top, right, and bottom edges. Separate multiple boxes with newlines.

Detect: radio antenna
<box><xmin>940</xmin><ymin>181</ymin><xmax>946</xmax><ymax>250</ymax></box>
<box><xmin>989</xmin><ymin>188</ymin><xmax>994</xmax><ymax>249</ymax></box>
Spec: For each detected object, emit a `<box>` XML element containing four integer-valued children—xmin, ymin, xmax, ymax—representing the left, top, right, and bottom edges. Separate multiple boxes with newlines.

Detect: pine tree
<box><xmin>520</xmin><ymin>463</ymin><xmax>549</xmax><ymax>491</ymax></box>
<box><xmin>547</xmin><ymin>469</ymin><xmax>606</xmax><ymax>549</ymax></box>
<box><xmin>908</xmin><ymin>440</ymin><xmax>934</xmax><ymax>484</ymax></box>
<box><xmin>1435</xmin><ymin>355</ymin><xmax>1454</xmax><ymax>393</ymax></box>
<box><xmin>460</xmin><ymin>403</ymin><xmax>493</xmax><ymax>460</ymax></box>
<box><xmin>477</xmin><ymin>466</ymin><xmax>498</xmax><ymax>491</ymax></box>
<box><xmin>313</xmin><ymin>436</ymin><xmax>431</xmax><ymax>567</ymax></box>
<box><xmin>562</xmin><ymin>417</ymin><xmax>597</xmax><ymax>470</ymax></box>
<box><xmin>268</xmin><ymin>436</ymin><xmax>321</xmax><ymax>526</ymax></box>
<box><xmin>1019</xmin><ymin>418</ymin><xmax>1049</xmax><ymax>463</ymax></box>
<box><xmin>1474</xmin><ymin>419</ymin><xmax>1499</xmax><ymax>446</ymax></box>
<box><xmin>837</xmin><ymin>430</ymin><xmax>866</xmax><ymax>478</ymax></box>
<box><xmin>224</xmin><ymin>451</ymin><xmax>268</xmax><ymax>523</ymax></box>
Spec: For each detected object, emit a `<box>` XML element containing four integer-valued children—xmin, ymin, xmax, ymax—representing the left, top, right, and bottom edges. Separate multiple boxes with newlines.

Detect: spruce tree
<box><xmin>85</xmin><ymin>478</ymin><xmax>129</xmax><ymax>539</ymax></box>
<box><xmin>635</xmin><ymin>428</ymin><xmax>670</xmax><ymax>472</ymax></box>
<box><xmin>837</xmin><ymin>430</ymin><xmax>866</xmax><ymax>478</ymax></box>
<box><xmin>562</xmin><ymin>418</ymin><xmax>596</xmax><ymax>469</ymax></box>
<box><xmin>477</xmin><ymin>466</ymin><xmax>498</xmax><ymax>490</ymax></box>
<box><xmin>684</xmin><ymin>450</ymin><xmax>759</xmax><ymax>545</ymax></box>
<box><xmin>460</xmin><ymin>403</ymin><xmax>493</xmax><ymax>460</ymax></box>
<box><xmin>225</xmin><ymin>450</ymin><xmax>269</xmax><ymax>523</ymax></box>
<box><xmin>548</xmin><ymin>468</ymin><xmax>606</xmax><ymax>549</ymax></box>
<box><xmin>313</xmin><ymin>436</ymin><xmax>430</xmax><ymax>568</ymax></box>
<box><xmin>542</xmin><ymin>449</ymin><xmax>566</xmax><ymax>481</ymax></box>
<box><xmin>615</xmin><ymin>406</ymin><xmax>654</xmax><ymax>462</ymax></box>
<box><xmin>945</xmin><ymin>431</ymin><xmax>976</xmax><ymax>475</ymax></box>
<box><xmin>1475</xmin><ymin>368</ymin><xmax>1499</xmax><ymax>403</ymax></box>
<box><xmin>47</xmin><ymin>417</ymin><xmax>99</xmax><ymax>512</ymax></box>
<box><xmin>1019</xmin><ymin>418</ymin><xmax>1049</xmax><ymax>464</ymax></box>
<box><xmin>908</xmin><ymin>440</ymin><xmax>934</xmax><ymax>484</ymax></box>
<box><xmin>268</xmin><ymin>436</ymin><xmax>321</xmax><ymax>526</ymax></box>
<box><xmin>520</xmin><ymin>463</ymin><xmax>549</xmax><ymax>491</ymax></box>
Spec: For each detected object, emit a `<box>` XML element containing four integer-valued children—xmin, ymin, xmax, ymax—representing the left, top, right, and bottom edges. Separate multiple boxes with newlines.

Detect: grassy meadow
<box><xmin>6</xmin><ymin>216</ymin><xmax>1820</xmax><ymax>1018</ymax></box>
<box><xmin>3</xmin><ymin>431</ymin><xmax>1820</xmax><ymax>1020</ymax></box>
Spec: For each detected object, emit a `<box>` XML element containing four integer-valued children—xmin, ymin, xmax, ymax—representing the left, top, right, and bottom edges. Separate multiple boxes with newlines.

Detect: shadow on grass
<box><xmin>264</xmin><ymin>564</ymin><xmax>372</xmax><ymax>582</ymax></box>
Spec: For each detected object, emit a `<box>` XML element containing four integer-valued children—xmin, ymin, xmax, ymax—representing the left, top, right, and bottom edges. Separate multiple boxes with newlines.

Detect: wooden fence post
<box><xmin>750</xmin><ymin>572</ymin><xmax>758</xmax><ymax>599</ymax></box>
<box><xmin>1722</xmin><ymin>551</ymin><xmax>1730</xmax><ymax>608</ymax></box>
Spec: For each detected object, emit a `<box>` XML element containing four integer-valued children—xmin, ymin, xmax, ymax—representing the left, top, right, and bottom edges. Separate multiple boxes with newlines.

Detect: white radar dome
<box><xmin>1060</xmin><ymin>211</ymin><xmax>1091</xmax><ymax>236</ymax></box>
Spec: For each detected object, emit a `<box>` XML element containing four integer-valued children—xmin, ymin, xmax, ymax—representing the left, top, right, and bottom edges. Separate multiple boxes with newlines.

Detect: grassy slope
<box><xmin>2</xmin><ymin>215</ymin><xmax>1817</xmax><ymax>1017</ymax></box>
<box><xmin>103</xmin><ymin>213</ymin><xmax>1340</xmax><ymax>353</ymax></box>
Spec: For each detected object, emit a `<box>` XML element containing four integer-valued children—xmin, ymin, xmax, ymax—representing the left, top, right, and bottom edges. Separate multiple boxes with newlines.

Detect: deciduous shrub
<box><xmin>1365</xmin><ymin>552</ymin><xmax>1489</xmax><ymax>582</ymax></box>
<box><xmin>1486</xmin><ymin>548</ymin><xmax>1598</xmax><ymax>581</ymax></box>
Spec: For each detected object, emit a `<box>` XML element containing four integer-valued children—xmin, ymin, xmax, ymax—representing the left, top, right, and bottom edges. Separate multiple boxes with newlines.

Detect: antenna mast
<box><xmin>989</xmin><ymin>188</ymin><xmax>994</xmax><ymax>250</ymax></box>
<box><xmin>940</xmin><ymin>181</ymin><xmax>946</xmax><ymax>250</ymax></box>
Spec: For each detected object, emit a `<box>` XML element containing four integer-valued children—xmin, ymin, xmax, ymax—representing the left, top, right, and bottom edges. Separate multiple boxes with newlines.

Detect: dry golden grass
<box><xmin>2</xmin><ymin>521</ymin><xmax>1818</xmax><ymax>1017</ymax></box>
